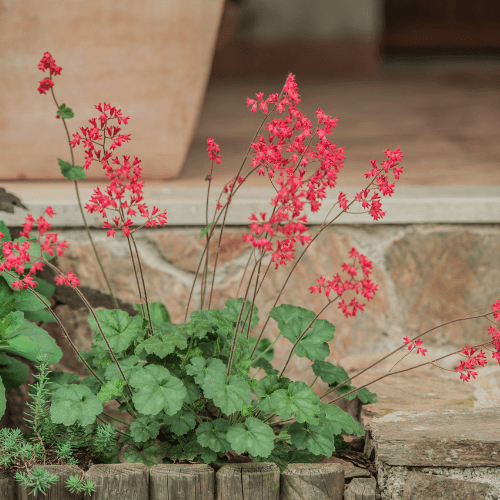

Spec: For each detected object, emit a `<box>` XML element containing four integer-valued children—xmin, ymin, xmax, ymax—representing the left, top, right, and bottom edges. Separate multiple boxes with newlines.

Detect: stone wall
<box><xmin>49</xmin><ymin>222</ymin><xmax>500</xmax><ymax>375</ymax></box>
<box><xmin>3</xmin><ymin>222</ymin><xmax>500</xmax><ymax>431</ymax></box>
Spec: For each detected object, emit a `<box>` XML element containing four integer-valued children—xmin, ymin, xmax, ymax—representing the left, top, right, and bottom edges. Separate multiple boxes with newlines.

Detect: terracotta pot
<box><xmin>0</xmin><ymin>0</ymin><xmax>225</xmax><ymax>180</ymax></box>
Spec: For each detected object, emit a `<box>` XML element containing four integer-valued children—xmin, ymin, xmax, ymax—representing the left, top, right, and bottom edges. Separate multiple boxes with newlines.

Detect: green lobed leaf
<box><xmin>269</xmin><ymin>381</ymin><xmax>321</xmax><ymax>424</ymax></box>
<box><xmin>185</xmin><ymin>357</ymin><xmax>209</xmax><ymax>385</ymax></box>
<box><xmin>195</xmin><ymin>419</ymin><xmax>231</xmax><ymax>453</ymax></box>
<box><xmin>311</xmin><ymin>360</ymin><xmax>350</xmax><ymax>386</ymax></box>
<box><xmin>104</xmin><ymin>355</ymin><xmax>142</xmax><ymax>381</ymax></box>
<box><xmin>199</xmin><ymin>222</ymin><xmax>212</xmax><ymax>239</ymax></box>
<box><xmin>226</xmin><ymin>417</ymin><xmax>275</xmax><ymax>457</ymax></box>
<box><xmin>50</xmin><ymin>385</ymin><xmax>103</xmax><ymax>426</ymax></box>
<box><xmin>339</xmin><ymin>386</ymin><xmax>377</xmax><ymax>404</ymax></box>
<box><xmin>42</xmin><ymin>371</ymin><xmax>80</xmax><ymax>394</ymax></box>
<box><xmin>167</xmin><ymin>439</ymin><xmax>202</xmax><ymax>461</ymax></box>
<box><xmin>249</xmin><ymin>337</ymin><xmax>274</xmax><ymax>362</ymax></box>
<box><xmin>269</xmin><ymin>304</ymin><xmax>334</xmax><ymax>361</ymax></box>
<box><xmin>58</xmin><ymin>159</ymin><xmax>86</xmax><ymax>180</ymax></box>
<box><xmin>182</xmin><ymin>378</ymin><xmax>201</xmax><ymax>404</ymax></box>
<box><xmin>130</xmin><ymin>364</ymin><xmax>186</xmax><ymax>416</ymax></box>
<box><xmin>163</xmin><ymin>409</ymin><xmax>197</xmax><ymax>436</ymax></box>
<box><xmin>56</xmin><ymin>104</ymin><xmax>74</xmax><ymax>119</ymax></box>
<box><xmin>129</xmin><ymin>416</ymin><xmax>160</xmax><ymax>442</ymax></box>
<box><xmin>318</xmin><ymin>403</ymin><xmax>365</xmax><ymax>436</ymax></box>
<box><xmin>200</xmin><ymin>447</ymin><xmax>218</xmax><ymax>464</ymax></box>
<box><xmin>134</xmin><ymin>301</ymin><xmax>171</xmax><ymax>326</ymax></box>
<box><xmin>223</xmin><ymin>298</ymin><xmax>259</xmax><ymax>330</ymax></box>
<box><xmin>89</xmin><ymin>309</ymin><xmax>143</xmax><ymax>355</ymax></box>
<box><xmin>252</xmin><ymin>441</ymin><xmax>323</xmax><ymax>473</ymax></box>
<box><xmin>288</xmin><ymin>421</ymin><xmax>336</xmax><ymax>458</ymax></box>
<box><xmin>96</xmin><ymin>378</ymin><xmax>126</xmax><ymax>403</ymax></box>
<box><xmin>120</xmin><ymin>440</ymin><xmax>165</xmax><ymax>467</ymax></box>
<box><xmin>80</xmin><ymin>370</ymin><xmax>106</xmax><ymax>395</ymax></box>
<box><xmin>254</xmin><ymin>374</ymin><xmax>291</xmax><ymax>414</ymax></box>
<box><xmin>201</xmin><ymin>359</ymin><xmax>253</xmax><ymax>415</ymax></box>
<box><xmin>134</xmin><ymin>330</ymin><xmax>187</xmax><ymax>359</ymax></box>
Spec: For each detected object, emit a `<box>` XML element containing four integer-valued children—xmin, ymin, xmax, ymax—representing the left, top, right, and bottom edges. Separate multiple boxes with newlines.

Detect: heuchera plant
<box><xmin>1</xmin><ymin>52</ymin><xmax>500</xmax><ymax>481</ymax></box>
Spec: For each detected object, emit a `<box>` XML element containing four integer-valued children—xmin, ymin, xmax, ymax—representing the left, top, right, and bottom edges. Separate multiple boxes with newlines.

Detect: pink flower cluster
<box><xmin>0</xmin><ymin>207</ymin><xmax>78</xmax><ymax>290</ymax></box>
<box><xmin>207</xmin><ymin>138</ymin><xmax>221</xmax><ymax>165</ymax></box>
<box><xmin>309</xmin><ymin>247</ymin><xmax>378</xmax><ymax>318</ymax></box>
<box><xmin>455</xmin><ymin>346</ymin><xmax>487</xmax><ymax>383</ymax></box>
<box><xmin>242</xmin><ymin>74</ymin><xmax>403</xmax><ymax>269</ymax></box>
<box><xmin>69</xmin><ymin>103</ymin><xmax>167</xmax><ymax>237</ymax></box>
<box><xmin>37</xmin><ymin>52</ymin><xmax>62</xmax><ymax>95</ymax></box>
<box><xmin>402</xmin><ymin>301</ymin><xmax>500</xmax><ymax>382</ymax></box>
<box><xmin>403</xmin><ymin>336</ymin><xmax>427</xmax><ymax>356</ymax></box>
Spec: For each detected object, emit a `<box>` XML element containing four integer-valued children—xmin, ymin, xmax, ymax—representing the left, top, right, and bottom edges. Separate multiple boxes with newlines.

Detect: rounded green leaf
<box><xmin>255</xmin><ymin>374</ymin><xmax>291</xmax><ymax>414</ymax></box>
<box><xmin>185</xmin><ymin>357</ymin><xmax>209</xmax><ymax>385</ymax></box>
<box><xmin>135</xmin><ymin>331</ymin><xmax>187</xmax><ymax>359</ymax></box>
<box><xmin>130</xmin><ymin>364</ymin><xmax>186</xmax><ymax>416</ymax></box>
<box><xmin>311</xmin><ymin>361</ymin><xmax>349</xmax><ymax>386</ymax></box>
<box><xmin>289</xmin><ymin>421</ymin><xmax>336</xmax><ymax>458</ymax></box>
<box><xmin>129</xmin><ymin>416</ymin><xmax>160</xmax><ymax>442</ymax></box>
<box><xmin>203</xmin><ymin>372</ymin><xmax>253</xmax><ymax>416</ymax></box>
<box><xmin>269</xmin><ymin>381</ymin><xmax>320</xmax><ymax>424</ymax></box>
<box><xmin>50</xmin><ymin>385</ymin><xmax>103</xmax><ymax>426</ymax></box>
<box><xmin>223</xmin><ymin>298</ymin><xmax>259</xmax><ymax>330</ymax></box>
<box><xmin>120</xmin><ymin>441</ymin><xmax>164</xmax><ymax>467</ymax></box>
<box><xmin>195</xmin><ymin>419</ymin><xmax>231</xmax><ymax>453</ymax></box>
<box><xmin>58</xmin><ymin>159</ymin><xmax>86</xmax><ymax>180</ymax></box>
<box><xmin>89</xmin><ymin>309</ymin><xmax>143</xmax><ymax>355</ymax></box>
<box><xmin>226</xmin><ymin>417</ymin><xmax>275</xmax><ymax>457</ymax></box>
<box><xmin>163</xmin><ymin>409</ymin><xmax>196</xmax><ymax>436</ymax></box>
<box><xmin>269</xmin><ymin>304</ymin><xmax>334</xmax><ymax>361</ymax></box>
<box><xmin>96</xmin><ymin>378</ymin><xmax>126</xmax><ymax>403</ymax></box>
<box><xmin>319</xmin><ymin>403</ymin><xmax>365</xmax><ymax>436</ymax></box>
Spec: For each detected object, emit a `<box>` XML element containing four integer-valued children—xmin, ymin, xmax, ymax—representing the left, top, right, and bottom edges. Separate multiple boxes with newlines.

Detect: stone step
<box><xmin>336</xmin><ymin>353</ymin><xmax>500</xmax><ymax>499</ymax></box>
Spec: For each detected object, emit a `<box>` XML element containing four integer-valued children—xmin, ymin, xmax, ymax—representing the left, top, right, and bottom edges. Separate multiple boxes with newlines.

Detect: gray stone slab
<box><xmin>369</xmin><ymin>408</ymin><xmax>500</xmax><ymax>467</ymax></box>
<box><xmin>402</xmin><ymin>472</ymin><xmax>490</xmax><ymax>500</ymax></box>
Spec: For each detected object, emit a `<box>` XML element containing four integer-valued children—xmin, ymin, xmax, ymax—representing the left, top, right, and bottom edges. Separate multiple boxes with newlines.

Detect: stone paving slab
<box><xmin>367</xmin><ymin>408</ymin><xmax>500</xmax><ymax>467</ymax></box>
<box><xmin>401</xmin><ymin>472</ymin><xmax>491</xmax><ymax>500</ymax></box>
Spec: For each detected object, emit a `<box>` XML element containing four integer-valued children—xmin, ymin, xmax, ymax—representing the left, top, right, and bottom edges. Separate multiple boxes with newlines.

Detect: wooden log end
<box><xmin>280</xmin><ymin>463</ymin><xmax>344</xmax><ymax>500</ymax></box>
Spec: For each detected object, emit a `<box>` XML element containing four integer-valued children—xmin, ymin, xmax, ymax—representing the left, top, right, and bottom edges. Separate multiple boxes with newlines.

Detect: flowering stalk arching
<box><xmin>0</xmin><ymin>208</ymin><xmax>77</xmax><ymax>291</ymax></box>
<box><xmin>37</xmin><ymin>52</ymin><xmax>62</xmax><ymax>95</ymax></box>
<box><xmin>69</xmin><ymin>103</ymin><xmax>167</xmax><ymax>237</ymax></box>
<box><xmin>309</xmin><ymin>247</ymin><xmax>378</xmax><ymax>319</ymax></box>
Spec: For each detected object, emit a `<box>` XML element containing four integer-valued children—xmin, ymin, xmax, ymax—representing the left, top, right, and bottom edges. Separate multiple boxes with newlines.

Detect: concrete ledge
<box><xmin>0</xmin><ymin>183</ymin><xmax>499</xmax><ymax>227</ymax></box>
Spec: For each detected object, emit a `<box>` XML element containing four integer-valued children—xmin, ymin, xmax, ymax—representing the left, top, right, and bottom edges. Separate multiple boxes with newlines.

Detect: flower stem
<box><xmin>49</xmin><ymin>87</ymin><xmax>117</xmax><ymax>309</ymax></box>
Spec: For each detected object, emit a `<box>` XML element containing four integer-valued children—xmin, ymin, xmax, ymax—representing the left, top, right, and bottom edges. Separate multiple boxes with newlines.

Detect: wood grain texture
<box><xmin>344</xmin><ymin>477</ymin><xmax>376</xmax><ymax>500</ymax></box>
<box><xmin>150</xmin><ymin>463</ymin><xmax>214</xmax><ymax>500</ymax></box>
<box><xmin>17</xmin><ymin>464</ymin><xmax>83</xmax><ymax>500</ymax></box>
<box><xmin>84</xmin><ymin>463</ymin><xmax>148</xmax><ymax>500</ymax></box>
<box><xmin>216</xmin><ymin>463</ymin><xmax>279</xmax><ymax>500</ymax></box>
<box><xmin>0</xmin><ymin>470</ymin><xmax>16</xmax><ymax>500</ymax></box>
<box><xmin>280</xmin><ymin>463</ymin><xmax>344</xmax><ymax>500</ymax></box>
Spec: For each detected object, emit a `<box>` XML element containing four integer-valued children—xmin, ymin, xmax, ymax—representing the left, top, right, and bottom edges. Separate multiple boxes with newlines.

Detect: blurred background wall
<box><xmin>212</xmin><ymin>0</ymin><xmax>500</xmax><ymax>79</ymax></box>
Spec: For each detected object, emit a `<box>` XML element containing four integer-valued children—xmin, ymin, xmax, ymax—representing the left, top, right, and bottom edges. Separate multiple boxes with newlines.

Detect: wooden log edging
<box><xmin>281</xmin><ymin>463</ymin><xmax>344</xmax><ymax>500</ymax></box>
<box><xmin>0</xmin><ymin>462</ymin><xmax>346</xmax><ymax>500</ymax></box>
